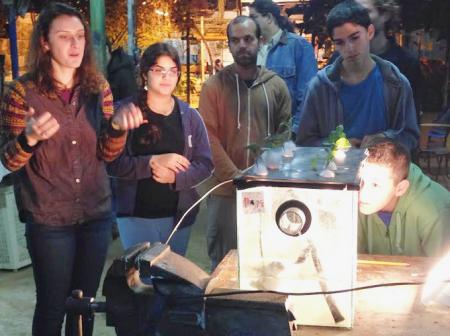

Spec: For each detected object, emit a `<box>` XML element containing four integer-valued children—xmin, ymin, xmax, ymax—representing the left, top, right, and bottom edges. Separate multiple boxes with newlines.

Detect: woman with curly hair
<box><xmin>0</xmin><ymin>2</ymin><xmax>144</xmax><ymax>335</ymax></box>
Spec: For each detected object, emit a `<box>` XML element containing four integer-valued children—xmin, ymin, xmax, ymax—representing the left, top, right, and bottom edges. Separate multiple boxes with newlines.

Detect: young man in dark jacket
<box><xmin>330</xmin><ymin>0</ymin><xmax>423</xmax><ymax>121</ymax></box>
<box><xmin>296</xmin><ymin>0</ymin><xmax>419</xmax><ymax>152</ymax></box>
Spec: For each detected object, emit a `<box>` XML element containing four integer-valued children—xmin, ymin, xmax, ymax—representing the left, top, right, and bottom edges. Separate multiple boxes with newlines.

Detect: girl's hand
<box><xmin>25</xmin><ymin>107</ymin><xmax>60</xmax><ymax>147</ymax></box>
<box><xmin>111</xmin><ymin>102</ymin><xmax>146</xmax><ymax>131</ymax></box>
<box><xmin>152</xmin><ymin>165</ymin><xmax>176</xmax><ymax>184</ymax></box>
<box><xmin>150</xmin><ymin>153</ymin><xmax>190</xmax><ymax>173</ymax></box>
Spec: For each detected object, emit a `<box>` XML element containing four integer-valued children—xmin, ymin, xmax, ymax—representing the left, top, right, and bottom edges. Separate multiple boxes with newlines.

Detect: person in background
<box><xmin>358</xmin><ymin>139</ymin><xmax>450</xmax><ymax>257</ymax></box>
<box><xmin>106</xmin><ymin>40</ymin><xmax>139</xmax><ymax>239</ymax></box>
<box><xmin>328</xmin><ymin>0</ymin><xmax>423</xmax><ymax>122</ymax></box>
<box><xmin>249</xmin><ymin>0</ymin><xmax>317</xmax><ymax>137</ymax></box>
<box><xmin>214</xmin><ymin>58</ymin><xmax>224</xmax><ymax>73</ymax></box>
<box><xmin>106</xmin><ymin>39</ymin><xmax>138</xmax><ymax>101</ymax></box>
<box><xmin>107</xmin><ymin>42</ymin><xmax>213</xmax><ymax>256</ymax></box>
<box><xmin>296</xmin><ymin>0</ymin><xmax>419</xmax><ymax>152</ymax></box>
<box><xmin>199</xmin><ymin>16</ymin><xmax>291</xmax><ymax>270</ymax></box>
<box><xmin>0</xmin><ymin>3</ymin><xmax>144</xmax><ymax>335</ymax></box>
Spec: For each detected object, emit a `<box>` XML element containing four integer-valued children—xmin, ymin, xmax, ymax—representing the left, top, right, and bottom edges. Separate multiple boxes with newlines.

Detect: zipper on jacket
<box><xmin>246</xmin><ymin>88</ymin><xmax>252</xmax><ymax>167</ymax></box>
<box><xmin>385</xmin><ymin>226</ymin><xmax>393</xmax><ymax>254</ymax></box>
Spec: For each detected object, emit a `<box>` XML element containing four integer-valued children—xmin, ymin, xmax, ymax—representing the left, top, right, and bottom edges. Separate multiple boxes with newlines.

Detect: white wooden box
<box><xmin>235</xmin><ymin>147</ymin><xmax>364</xmax><ymax>328</ymax></box>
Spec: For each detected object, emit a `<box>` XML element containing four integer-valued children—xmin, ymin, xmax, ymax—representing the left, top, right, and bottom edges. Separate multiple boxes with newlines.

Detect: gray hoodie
<box><xmin>296</xmin><ymin>55</ymin><xmax>420</xmax><ymax>151</ymax></box>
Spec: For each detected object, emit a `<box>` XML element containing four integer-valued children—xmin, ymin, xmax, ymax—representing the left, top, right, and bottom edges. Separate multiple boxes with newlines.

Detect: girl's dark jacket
<box><xmin>107</xmin><ymin>97</ymin><xmax>214</xmax><ymax>228</ymax></box>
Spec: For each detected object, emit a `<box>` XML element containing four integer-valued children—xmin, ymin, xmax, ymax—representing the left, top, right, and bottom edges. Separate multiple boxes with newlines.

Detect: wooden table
<box><xmin>205</xmin><ymin>250</ymin><xmax>450</xmax><ymax>336</ymax></box>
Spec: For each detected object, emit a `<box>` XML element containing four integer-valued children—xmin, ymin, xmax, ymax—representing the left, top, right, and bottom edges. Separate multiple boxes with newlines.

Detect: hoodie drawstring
<box><xmin>235</xmin><ymin>74</ymin><xmax>241</xmax><ymax>130</ymax></box>
<box><xmin>262</xmin><ymin>83</ymin><xmax>270</xmax><ymax>137</ymax></box>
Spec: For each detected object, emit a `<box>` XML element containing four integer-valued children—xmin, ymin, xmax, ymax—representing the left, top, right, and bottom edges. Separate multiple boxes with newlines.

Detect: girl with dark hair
<box><xmin>108</xmin><ymin>42</ymin><xmax>213</xmax><ymax>256</ymax></box>
<box><xmin>0</xmin><ymin>2</ymin><xmax>144</xmax><ymax>335</ymax></box>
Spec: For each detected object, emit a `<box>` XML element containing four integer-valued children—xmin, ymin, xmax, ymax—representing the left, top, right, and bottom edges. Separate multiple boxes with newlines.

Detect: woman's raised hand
<box><xmin>25</xmin><ymin>107</ymin><xmax>60</xmax><ymax>147</ymax></box>
<box><xmin>150</xmin><ymin>153</ymin><xmax>190</xmax><ymax>174</ymax></box>
<box><xmin>111</xmin><ymin>102</ymin><xmax>146</xmax><ymax>131</ymax></box>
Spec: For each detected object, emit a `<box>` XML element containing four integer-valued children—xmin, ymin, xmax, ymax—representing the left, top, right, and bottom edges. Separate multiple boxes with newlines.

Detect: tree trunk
<box><xmin>7</xmin><ymin>5</ymin><xmax>19</xmax><ymax>79</ymax></box>
<box><xmin>90</xmin><ymin>0</ymin><xmax>106</xmax><ymax>73</ymax></box>
<box><xmin>127</xmin><ymin>0</ymin><xmax>135</xmax><ymax>56</ymax></box>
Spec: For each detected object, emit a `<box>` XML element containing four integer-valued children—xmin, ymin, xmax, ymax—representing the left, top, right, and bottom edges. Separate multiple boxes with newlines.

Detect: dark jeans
<box><xmin>25</xmin><ymin>217</ymin><xmax>112</xmax><ymax>336</ymax></box>
<box><xmin>206</xmin><ymin>194</ymin><xmax>237</xmax><ymax>271</ymax></box>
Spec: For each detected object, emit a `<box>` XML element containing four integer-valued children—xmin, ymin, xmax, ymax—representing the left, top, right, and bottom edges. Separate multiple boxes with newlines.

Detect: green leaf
<box><xmin>245</xmin><ymin>117</ymin><xmax>293</xmax><ymax>158</ymax></box>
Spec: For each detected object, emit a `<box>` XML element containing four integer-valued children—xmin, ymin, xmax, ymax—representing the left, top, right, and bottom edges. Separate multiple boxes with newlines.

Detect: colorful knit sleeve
<box><xmin>97</xmin><ymin>80</ymin><xmax>127</xmax><ymax>162</ymax></box>
<box><xmin>0</xmin><ymin>80</ymin><xmax>35</xmax><ymax>171</ymax></box>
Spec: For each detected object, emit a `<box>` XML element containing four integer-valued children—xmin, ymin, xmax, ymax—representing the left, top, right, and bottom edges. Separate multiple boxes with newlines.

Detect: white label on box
<box><xmin>242</xmin><ymin>191</ymin><xmax>265</xmax><ymax>214</ymax></box>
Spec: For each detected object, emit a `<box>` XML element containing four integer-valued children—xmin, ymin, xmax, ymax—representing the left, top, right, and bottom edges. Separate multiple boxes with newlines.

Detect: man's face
<box><xmin>332</xmin><ymin>22</ymin><xmax>374</xmax><ymax>66</ymax></box>
<box><xmin>358</xmin><ymin>162</ymin><xmax>398</xmax><ymax>214</ymax></box>
<box><xmin>228</xmin><ymin>20</ymin><xmax>260</xmax><ymax>67</ymax></box>
<box><xmin>249</xmin><ymin>8</ymin><xmax>270</xmax><ymax>37</ymax></box>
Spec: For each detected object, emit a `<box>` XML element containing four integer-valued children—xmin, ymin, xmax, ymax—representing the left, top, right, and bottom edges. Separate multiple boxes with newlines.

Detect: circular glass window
<box><xmin>275</xmin><ymin>200</ymin><xmax>312</xmax><ymax>236</ymax></box>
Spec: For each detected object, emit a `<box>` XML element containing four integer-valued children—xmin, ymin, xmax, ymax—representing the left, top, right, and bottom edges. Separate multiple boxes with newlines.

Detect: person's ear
<box><xmin>40</xmin><ymin>37</ymin><xmax>50</xmax><ymax>52</ymax></box>
<box><xmin>367</xmin><ymin>24</ymin><xmax>375</xmax><ymax>40</ymax></box>
<box><xmin>395</xmin><ymin>179</ymin><xmax>409</xmax><ymax>197</ymax></box>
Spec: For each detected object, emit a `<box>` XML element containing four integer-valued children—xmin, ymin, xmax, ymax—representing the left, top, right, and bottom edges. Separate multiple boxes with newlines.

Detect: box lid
<box><xmin>234</xmin><ymin>147</ymin><xmax>365</xmax><ymax>191</ymax></box>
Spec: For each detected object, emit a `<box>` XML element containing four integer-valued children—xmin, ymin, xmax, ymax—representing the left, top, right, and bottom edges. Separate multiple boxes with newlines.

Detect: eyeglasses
<box><xmin>149</xmin><ymin>66</ymin><xmax>180</xmax><ymax>78</ymax></box>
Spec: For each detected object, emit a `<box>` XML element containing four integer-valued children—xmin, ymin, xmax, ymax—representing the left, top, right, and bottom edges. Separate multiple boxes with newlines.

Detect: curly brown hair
<box><xmin>27</xmin><ymin>2</ymin><xmax>104</xmax><ymax>95</ymax></box>
<box><xmin>365</xmin><ymin>138</ymin><xmax>410</xmax><ymax>182</ymax></box>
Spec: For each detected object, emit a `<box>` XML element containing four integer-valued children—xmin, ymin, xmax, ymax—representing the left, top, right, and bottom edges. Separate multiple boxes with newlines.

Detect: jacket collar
<box><xmin>279</xmin><ymin>29</ymin><xmax>289</xmax><ymax>45</ymax></box>
<box><xmin>175</xmin><ymin>96</ymin><xmax>191</xmax><ymax>115</ymax></box>
<box><xmin>326</xmin><ymin>54</ymin><xmax>401</xmax><ymax>87</ymax></box>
